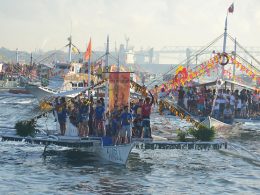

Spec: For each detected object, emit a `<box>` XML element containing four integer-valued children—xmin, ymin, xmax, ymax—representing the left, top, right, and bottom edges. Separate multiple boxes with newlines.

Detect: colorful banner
<box><xmin>109</xmin><ymin>72</ymin><xmax>130</xmax><ymax>112</ymax></box>
<box><xmin>229</xmin><ymin>56</ymin><xmax>259</xmax><ymax>80</ymax></box>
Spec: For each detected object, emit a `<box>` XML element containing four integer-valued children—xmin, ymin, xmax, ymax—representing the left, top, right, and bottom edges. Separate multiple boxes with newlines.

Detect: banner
<box><xmin>109</xmin><ymin>72</ymin><xmax>130</xmax><ymax>112</ymax></box>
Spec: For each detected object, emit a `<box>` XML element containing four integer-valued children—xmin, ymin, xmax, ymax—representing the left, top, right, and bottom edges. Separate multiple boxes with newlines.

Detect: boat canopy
<box><xmin>195</xmin><ymin>79</ymin><xmax>259</xmax><ymax>91</ymax></box>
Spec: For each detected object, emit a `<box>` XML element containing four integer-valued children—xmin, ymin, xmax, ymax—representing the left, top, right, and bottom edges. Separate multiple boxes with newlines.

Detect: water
<box><xmin>0</xmin><ymin>94</ymin><xmax>260</xmax><ymax>194</ymax></box>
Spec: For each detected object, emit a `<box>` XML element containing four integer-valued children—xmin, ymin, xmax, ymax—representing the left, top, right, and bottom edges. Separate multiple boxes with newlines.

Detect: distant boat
<box><xmin>25</xmin><ymin>62</ymin><xmax>95</xmax><ymax>100</ymax></box>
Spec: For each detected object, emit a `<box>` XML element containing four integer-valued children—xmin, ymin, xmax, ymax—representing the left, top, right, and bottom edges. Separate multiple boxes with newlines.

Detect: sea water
<box><xmin>0</xmin><ymin>94</ymin><xmax>259</xmax><ymax>194</ymax></box>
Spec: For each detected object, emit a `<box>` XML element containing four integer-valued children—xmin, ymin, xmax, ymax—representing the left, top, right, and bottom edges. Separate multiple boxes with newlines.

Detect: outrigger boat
<box><xmin>0</xmin><ymin>36</ymin><xmax>137</xmax><ymax>165</ymax></box>
<box><xmin>0</xmin><ymin>131</ymin><xmax>135</xmax><ymax>165</ymax></box>
<box><xmin>199</xmin><ymin>79</ymin><xmax>260</xmax><ymax>131</ymax></box>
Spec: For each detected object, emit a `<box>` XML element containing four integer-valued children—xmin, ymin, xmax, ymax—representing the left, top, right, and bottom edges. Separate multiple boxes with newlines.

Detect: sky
<box><xmin>0</xmin><ymin>0</ymin><xmax>259</xmax><ymax>52</ymax></box>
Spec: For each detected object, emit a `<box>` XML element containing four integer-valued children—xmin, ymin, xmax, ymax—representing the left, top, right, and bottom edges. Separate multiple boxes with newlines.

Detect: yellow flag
<box><xmin>72</xmin><ymin>47</ymin><xmax>79</xmax><ymax>53</ymax></box>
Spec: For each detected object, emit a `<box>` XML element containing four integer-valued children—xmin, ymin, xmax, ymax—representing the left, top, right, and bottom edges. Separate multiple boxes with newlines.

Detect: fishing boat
<box><xmin>25</xmin><ymin>62</ymin><xmax>96</xmax><ymax>100</ymax></box>
<box><xmin>24</xmin><ymin>35</ymin><xmax>98</xmax><ymax>101</ymax></box>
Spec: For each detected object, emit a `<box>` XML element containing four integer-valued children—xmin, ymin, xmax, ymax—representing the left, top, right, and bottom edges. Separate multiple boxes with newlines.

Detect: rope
<box><xmin>227</xmin><ymin>34</ymin><xmax>260</xmax><ymax>66</ymax></box>
<box><xmin>235</xmin><ymin>54</ymin><xmax>260</xmax><ymax>74</ymax></box>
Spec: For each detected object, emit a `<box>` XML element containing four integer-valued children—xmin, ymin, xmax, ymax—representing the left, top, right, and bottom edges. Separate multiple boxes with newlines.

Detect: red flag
<box><xmin>85</xmin><ymin>38</ymin><xmax>92</xmax><ymax>61</ymax></box>
<box><xmin>228</xmin><ymin>3</ymin><xmax>234</xmax><ymax>13</ymax></box>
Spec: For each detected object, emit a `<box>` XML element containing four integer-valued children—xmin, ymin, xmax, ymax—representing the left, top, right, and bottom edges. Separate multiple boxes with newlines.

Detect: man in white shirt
<box><xmin>213</xmin><ymin>96</ymin><xmax>220</xmax><ymax>119</ymax></box>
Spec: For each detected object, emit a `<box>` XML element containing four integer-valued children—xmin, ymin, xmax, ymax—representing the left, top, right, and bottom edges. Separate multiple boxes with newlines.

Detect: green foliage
<box><xmin>177</xmin><ymin>129</ymin><xmax>187</xmax><ymax>142</ymax></box>
<box><xmin>15</xmin><ymin>120</ymin><xmax>36</xmax><ymax>137</ymax></box>
<box><xmin>189</xmin><ymin>125</ymin><xmax>215</xmax><ymax>141</ymax></box>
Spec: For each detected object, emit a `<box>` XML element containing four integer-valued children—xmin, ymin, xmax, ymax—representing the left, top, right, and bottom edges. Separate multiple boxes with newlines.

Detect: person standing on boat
<box><xmin>159</xmin><ymin>87</ymin><xmax>167</xmax><ymax>100</ymax></box>
<box><xmin>234</xmin><ymin>96</ymin><xmax>241</xmax><ymax>118</ymax></box>
<box><xmin>88</xmin><ymin>99</ymin><xmax>95</xmax><ymax>136</ymax></box>
<box><xmin>56</xmin><ymin>99</ymin><xmax>67</xmax><ymax>136</ymax></box>
<box><xmin>219</xmin><ymin>93</ymin><xmax>226</xmax><ymax>119</ymax></box>
<box><xmin>133</xmin><ymin>99</ymin><xmax>143</xmax><ymax>118</ymax></box>
<box><xmin>223</xmin><ymin>104</ymin><xmax>233</xmax><ymax>124</ymax></box>
<box><xmin>213</xmin><ymin>95</ymin><xmax>220</xmax><ymax>119</ymax></box>
<box><xmin>247</xmin><ymin>90</ymin><xmax>252</xmax><ymax>116</ymax></box>
<box><xmin>94</xmin><ymin>100</ymin><xmax>105</xmax><ymax>136</ymax></box>
<box><xmin>120</xmin><ymin>106</ymin><xmax>133</xmax><ymax>143</ymax></box>
<box><xmin>52</xmin><ymin>97</ymin><xmax>59</xmax><ymax>122</ymax></box>
<box><xmin>197</xmin><ymin>93</ymin><xmax>205</xmax><ymax>116</ymax></box>
<box><xmin>252</xmin><ymin>90</ymin><xmax>259</xmax><ymax>116</ymax></box>
<box><xmin>153</xmin><ymin>85</ymin><xmax>159</xmax><ymax>106</ymax></box>
<box><xmin>141</xmin><ymin>91</ymin><xmax>154</xmax><ymax>138</ymax></box>
<box><xmin>230</xmin><ymin>92</ymin><xmax>236</xmax><ymax>114</ymax></box>
<box><xmin>178</xmin><ymin>86</ymin><xmax>185</xmax><ymax>108</ymax></box>
<box><xmin>78</xmin><ymin>99</ymin><xmax>89</xmax><ymax>137</ymax></box>
<box><xmin>132</xmin><ymin>99</ymin><xmax>143</xmax><ymax>138</ymax></box>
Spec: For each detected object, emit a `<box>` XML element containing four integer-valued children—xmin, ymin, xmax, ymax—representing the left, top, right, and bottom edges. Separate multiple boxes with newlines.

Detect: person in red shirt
<box><xmin>141</xmin><ymin>91</ymin><xmax>154</xmax><ymax>138</ymax></box>
<box><xmin>197</xmin><ymin>93</ymin><xmax>205</xmax><ymax>115</ymax></box>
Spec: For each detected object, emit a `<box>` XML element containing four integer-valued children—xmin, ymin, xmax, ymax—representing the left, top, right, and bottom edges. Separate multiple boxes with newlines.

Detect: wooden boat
<box><xmin>201</xmin><ymin>116</ymin><xmax>232</xmax><ymax>131</ymax></box>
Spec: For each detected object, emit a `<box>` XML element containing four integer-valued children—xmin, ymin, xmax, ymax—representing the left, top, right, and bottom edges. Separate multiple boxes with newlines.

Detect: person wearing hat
<box><xmin>154</xmin><ymin>85</ymin><xmax>159</xmax><ymax>106</ymax></box>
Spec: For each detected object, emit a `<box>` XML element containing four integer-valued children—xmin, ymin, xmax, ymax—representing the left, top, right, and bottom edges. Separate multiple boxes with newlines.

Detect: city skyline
<box><xmin>0</xmin><ymin>0</ymin><xmax>260</xmax><ymax>53</ymax></box>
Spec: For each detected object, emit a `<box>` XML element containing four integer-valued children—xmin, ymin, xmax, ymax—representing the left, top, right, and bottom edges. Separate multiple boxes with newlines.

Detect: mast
<box><xmin>16</xmin><ymin>48</ymin><xmax>19</xmax><ymax>64</ymax></box>
<box><xmin>104</xmin><ymin>35</ymin><xmax>109</xmax><ymax>112</ymax></box>
<box><xmin>30</xmin><ymin>53</ymin><xmax>33</xmax><ymax>66</ymax></box>
<box><xmin>221</xmin><ymin>15</ymin><xmax>228</xmax><ymax>79</ymax></box>
<box><xmin>68</xmin><ymin>35</ymin><xmax>72</xmax><ymax>63</ymax></box>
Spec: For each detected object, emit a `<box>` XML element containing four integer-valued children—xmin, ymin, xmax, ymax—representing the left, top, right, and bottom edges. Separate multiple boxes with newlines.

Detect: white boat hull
<box><xmin>0</xmin><ymin>133</ymin><xmax>134</xmax><ymax>165</ymax></box>
<box><xmin>97</xmin><ymin>143</ymin><xmax>135</xmax><ymax>164</ymax></box>
<box><xmin>25</xmin><ymin>84</ymin><xmax>56</xmax><ymax>100</ymax></box>
<box><xmin>201</xmin><ymin>116</ymin><xmax>232</xmax><ymax>131</ymax></box>
<box><xmin>25</xmin><ymin>84</ymin><xmax>85</xmax><ymax>101</ymax></box>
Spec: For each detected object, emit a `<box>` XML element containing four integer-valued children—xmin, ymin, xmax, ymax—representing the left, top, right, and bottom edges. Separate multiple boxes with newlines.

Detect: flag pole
<box><xmin>87</xmin><ymin>39</ymin><xmax>91</xmax><ymax>98</ymax></box>
<box><xmin>87</xmin><ymin>58</ymin><xmax>91</xmax><ymax>97</ymax></box>
<box><xmin>221</xmin><ymin>12</ymin><xmax>228</xmax><ymax>79</ymax></box>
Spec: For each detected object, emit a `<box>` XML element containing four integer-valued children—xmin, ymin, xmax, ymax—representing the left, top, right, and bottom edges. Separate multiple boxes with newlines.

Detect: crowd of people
<box><xmin>156</xmin><ymin>85</ymin><xmax>260</xmax><ymax>124</ymax></box>
<box><xmin>52</xmin><ymin>82</ymin><xmax>260</xmax><ymax>143</ymax></box>
<box><xmin>53</xmin><ymin>91</ymin><xmax>154</xmax><ymax>144</ymax></box>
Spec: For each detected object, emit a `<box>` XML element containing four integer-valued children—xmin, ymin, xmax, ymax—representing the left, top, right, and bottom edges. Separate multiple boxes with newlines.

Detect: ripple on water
<box><xmin>0</xmin><ymin>96</ymin><xmax>260</xmax><ymax>194</ymax></box>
